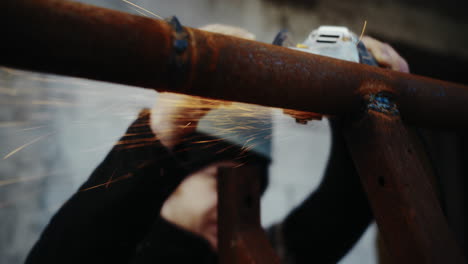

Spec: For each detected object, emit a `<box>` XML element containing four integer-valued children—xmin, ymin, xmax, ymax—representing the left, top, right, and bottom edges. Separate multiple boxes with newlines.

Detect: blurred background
<box><xmin>1</xmin><ymin>0</ymin><xmax>467</xmax><ymax>263</ymax></box>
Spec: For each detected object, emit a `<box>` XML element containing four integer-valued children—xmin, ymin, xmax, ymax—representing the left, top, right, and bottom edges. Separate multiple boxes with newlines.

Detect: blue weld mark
<box><xmin>174</xmin><ymin>39</ymin><xmax>188</xmax><ymax>54</ymax></box>
<box><xmin>368</xmin><ymin>93</ymin><xmax>399</xmax><ymax>115</ymax></box>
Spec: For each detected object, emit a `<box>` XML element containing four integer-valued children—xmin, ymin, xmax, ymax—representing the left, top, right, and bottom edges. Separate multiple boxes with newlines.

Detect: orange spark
<box><xmin>80</xmin><ymin>173</ymin><xmax>133</xmax><ymax>192</ymax></box>
<box><xmin>3</xmin><ymin>132</ymin><xmax>54</xmax><ymax>160</ymax></box>
<box><xmin>0</xmin><ymin>86</ymin><xmax>18</xmax><ymax>96</ymax></box>
<box><xmin>18</xmin><ymin>125</ymin><xmax>48</xmax><ymax>131</ymax></box>
<box><xmin>0</xmin><ymin>175</ymin><xmax>46</xmax><ymax>188</ymax></box>
<box><xmin>30</xmin><ymin>100</ymin><xmax>75</xmax><ymax>107</ymax></box>
<box><xmin>358</xmin><ymin>20</ymin><xmax>368</xmax><ymax>44</ymax></box>
<box><xmin>126</xmin><ymin>5</ymin><xmax>150</xmax><ymax>17</ymax></box>
<box><xmin>121</xmin><ymin>0</ymin><xmax>164</xmax><ymax>19</ymax></box>
<box><xmin>0</xmin><ymin>121</ymin><xmax>31</xmax><ymax>128</ymax></box>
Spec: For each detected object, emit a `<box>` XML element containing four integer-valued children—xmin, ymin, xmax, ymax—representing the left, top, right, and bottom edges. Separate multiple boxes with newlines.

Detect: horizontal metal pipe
<box><xmin>1</xmin><ymin>0</ymin><xmax>468</xmax><ymax>129</ymax></box>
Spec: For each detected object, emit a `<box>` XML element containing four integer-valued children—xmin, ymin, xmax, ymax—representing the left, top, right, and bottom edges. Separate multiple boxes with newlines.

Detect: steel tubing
<box><xmin>1</xmin><ymin>0</ymin><xmax>468</xmax><ymax>129</ymax></box>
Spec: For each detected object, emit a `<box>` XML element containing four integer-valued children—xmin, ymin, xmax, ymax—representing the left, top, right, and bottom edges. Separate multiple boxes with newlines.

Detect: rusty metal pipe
<box><xmin>1</xmin><ymin>0</ymin><xmax>468</xmax><ymax>129</ymax></box>
<box><xmin>345</xmin><ymin>84</ymin><xmax>466</xmax><ymax>263</ymax></box>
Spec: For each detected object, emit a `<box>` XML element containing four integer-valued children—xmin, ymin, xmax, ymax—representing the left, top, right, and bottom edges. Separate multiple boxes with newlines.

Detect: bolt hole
<box><xmin>378</xmin><ymin>176</ymin><xmax>386</xmax><ymax>187</ymax></box>
<box><xmin>407</xmin><ymin>148</ymin><xmax>412</xmax><ymax>154</ymax></box>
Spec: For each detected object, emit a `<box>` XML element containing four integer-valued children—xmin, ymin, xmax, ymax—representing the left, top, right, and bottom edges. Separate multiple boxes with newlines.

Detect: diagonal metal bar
<box><xmin>218</xmin><ymin>166</ymin><xmax>281</xmax><ymax>264</ymax></box>
<box><xmin>344</xmin><ymin>84</ymin><xmax>466</xmax><ymax>263</ymax></box>
<box><xmin>1</xmin><ymin>0</ymin><xmax>468</xmax><ymax>129</ymax></box>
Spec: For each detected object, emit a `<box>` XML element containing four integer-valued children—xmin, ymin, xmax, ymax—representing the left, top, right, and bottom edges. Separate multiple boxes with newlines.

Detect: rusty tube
<box><xmin>1</xmin><ymin>0</ymin><xmax>468</xmax><ymax>129</ymax></box>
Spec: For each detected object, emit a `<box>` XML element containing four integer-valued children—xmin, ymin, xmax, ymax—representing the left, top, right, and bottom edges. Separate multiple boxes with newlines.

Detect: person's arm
<box><xmin>269</xmin><ymin>38</ymin><xmax>410</xmax><ymax>263</ymax></box>
<box><xmin>269</xmin><ymin>118</ymin><xmax>372</xmax><ymax>264</ymax></box>
<box><xmin>26</xmin><ymin>24</ymin><xmax>256</xmax><ymax>264</ymax></box>
<box><xmin>26</xmin><ymin>110</ymin><xmax>189</xmax><ymax>264</ymax></box>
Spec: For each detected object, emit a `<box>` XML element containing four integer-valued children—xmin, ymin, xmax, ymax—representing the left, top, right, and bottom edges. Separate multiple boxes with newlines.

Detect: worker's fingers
<box><xmin>151</xmin><ymin>93</ymin><xmax>222</xmax><ymax>129</ymax></box>
<box><xmin>150</xmin><ymin>92</ymin><xmax>231</xmax><ymax>148</ymax></box>
<box><xmin>199</xmin><ymin>24</ymin><xmax>256</xmax><ymax>40</ymax></box>
<box><xmin>361</xmin><ymin>36</ymin><xmax>410</xmax><ymax>73</ymax></box>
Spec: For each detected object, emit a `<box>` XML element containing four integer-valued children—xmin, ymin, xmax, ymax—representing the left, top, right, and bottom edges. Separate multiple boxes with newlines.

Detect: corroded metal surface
<box><xmin>1</xmin><ymin>0</ymin><xmax>468</xmax><ymax>129</ymax></box>
<box><xmin>344</xmin><ymin>83</ymin><xmax>466</xmax><ymax>264</ymax></box>
<box><xmin>218</xmin><ymin>166</ymin><xmax>281</xmax><ymax>264</ymax></box>
<box><xmin>0</xmin><ymin>0</ymin><xmax>174</xmax><ymax>89</ymax></box>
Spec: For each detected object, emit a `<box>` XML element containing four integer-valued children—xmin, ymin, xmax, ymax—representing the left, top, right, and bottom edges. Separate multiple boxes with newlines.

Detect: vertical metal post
<box><xmin>344</xmin><ymin>85</ymin><xmax>466</xmax><ymax>263</ymax></box>
<box><xmin>218</xmin><ymin>166</ymin><xmax>280</xmax><ymax>264</ymax></box>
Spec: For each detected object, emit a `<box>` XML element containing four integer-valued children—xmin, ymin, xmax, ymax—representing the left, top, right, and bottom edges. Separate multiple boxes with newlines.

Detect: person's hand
<box><xmin>150</xmin><ymin>93</ymin><xmax>227</xmax><ymax>149</ymax></box>
<box><xmin>361</xmin><ymin>36</ymin><xmax>410</xmax><ymax>73</ymax></box>
<box><xmin>150</xmin><ymin>24</ymin><xmax>256</xmax><ymax>149</ymax></box>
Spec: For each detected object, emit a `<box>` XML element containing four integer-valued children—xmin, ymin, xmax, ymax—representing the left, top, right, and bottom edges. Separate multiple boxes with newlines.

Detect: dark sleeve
<box><xmin>26</xmin><ymin>110</ymin><xmax>190</xmax><ymax>264</ymax></box>
<box><xmin>269</xmin><ymin>118</ymin><xmax>373</xmax><ymax>264</ymax></box>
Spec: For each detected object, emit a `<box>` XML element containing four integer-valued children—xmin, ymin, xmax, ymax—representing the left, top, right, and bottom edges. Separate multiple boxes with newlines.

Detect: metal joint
<box><xmin>165</xmin><ymin>16</ymin><xmax>190</xmax><ymax>89</ymax></box>
<box><xmin>367</xmin><ymin>92</ymin><xmax>399</xmax><ymax>115</ymax></box>
<box><xmin>166</xmin><ymin>16</ymin><xmax>189</xmax><ymax>54</ymax></box>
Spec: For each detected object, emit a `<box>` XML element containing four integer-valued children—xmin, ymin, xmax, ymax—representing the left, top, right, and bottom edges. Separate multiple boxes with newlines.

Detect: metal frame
<box><xmin>1</xmin><ymin>0</ymin><xmax>467</xmax><ymax>263</ymax></box>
